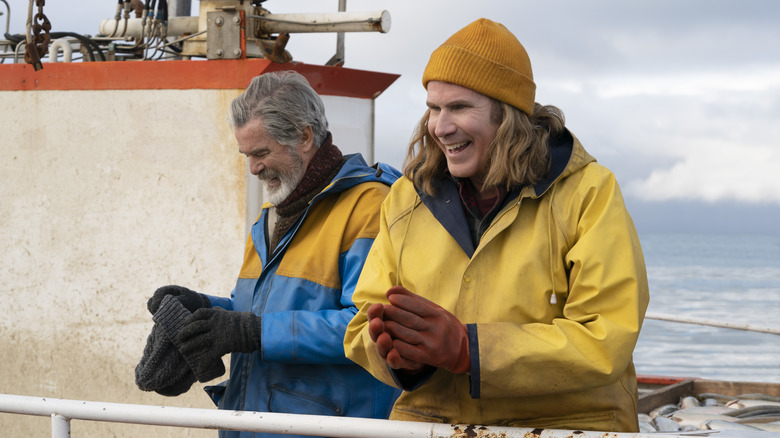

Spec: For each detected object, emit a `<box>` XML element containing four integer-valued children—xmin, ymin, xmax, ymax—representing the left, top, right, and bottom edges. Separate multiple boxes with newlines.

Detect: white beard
<box><xmin>263</xmin><ymin>178</ymin><xmax>296</xmax><ymax>205</ymax></box>
<box><xmin>260</xmin><ymin>150</ymin><xmax>305</xmax><ymax>205</ymax></box>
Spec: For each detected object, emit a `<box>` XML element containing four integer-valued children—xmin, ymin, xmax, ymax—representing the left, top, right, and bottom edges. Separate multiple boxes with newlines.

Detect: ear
<box><xmin>298</xmin><ymin>125</ymin><xmax>315</xmax><ymax>154</ymax></box>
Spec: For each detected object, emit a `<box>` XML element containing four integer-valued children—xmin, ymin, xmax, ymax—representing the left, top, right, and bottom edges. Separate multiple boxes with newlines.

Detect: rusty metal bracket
<box><xmin>260</xmin><ymin>33</ymin><xmax>290</xmax><ymax>63</ymax></box>
<box><xmin>24</xmin><ymin>0</ymin><xmax>51</xmax><ymax>70</ymax></box>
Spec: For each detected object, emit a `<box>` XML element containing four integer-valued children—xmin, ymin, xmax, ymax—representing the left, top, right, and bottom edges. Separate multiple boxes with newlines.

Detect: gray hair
<box><xmin>228</xmin><ymin>71</ymin><xmax>329</xmax><ymax>148</ymax></box>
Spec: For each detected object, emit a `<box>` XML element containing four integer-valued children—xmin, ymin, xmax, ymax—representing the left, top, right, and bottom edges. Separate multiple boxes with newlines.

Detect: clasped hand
<box><xmin>177</xmin><ymin>307</ymin><xmax>262</xmax><ymax>366</ymax></box>
<box><xmin>368</xmin><ymin>286</ymin><xmax>470</xmax><ymax>374</ymax></box>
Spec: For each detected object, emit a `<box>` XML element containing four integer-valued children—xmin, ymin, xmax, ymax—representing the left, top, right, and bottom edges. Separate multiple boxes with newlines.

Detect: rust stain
<box><xmin>450</xmin><ymin>424</ymin><xmax>509</xmax><ymax>438</ymax></box>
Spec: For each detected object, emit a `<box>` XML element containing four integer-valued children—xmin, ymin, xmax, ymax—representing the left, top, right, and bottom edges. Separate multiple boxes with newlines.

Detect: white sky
<box><xmin>5</xmin><ymin>0</ymin><xmax>780</xmax><ymax>210</ymax></box>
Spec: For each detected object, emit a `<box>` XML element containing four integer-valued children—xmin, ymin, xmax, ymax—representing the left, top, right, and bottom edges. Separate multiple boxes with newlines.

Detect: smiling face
<box><xmin>426</xmin><ymin>81</ymin><xmax>500</xmax><ymax>190</ymax></box>
<box><xmin>236</xmin><ymin>116</ymin><xmax>307</xmax><ymax>205</ymax></box>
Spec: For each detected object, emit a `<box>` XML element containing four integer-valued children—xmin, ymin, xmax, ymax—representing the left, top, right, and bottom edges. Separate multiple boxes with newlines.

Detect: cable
<box><xmin>50</xmin><ymin>32</ymin><xmax>105</xmax><ymax>61</ymax></box>
<box><xmin>4</xmin><ymin>32</ymin><xmax>105</xmax><ymax>62</ymax></box>
<box><xmin>25</xmin><ymin>0</ymin><xmax>32</xmax><ymax>44</ymax></box>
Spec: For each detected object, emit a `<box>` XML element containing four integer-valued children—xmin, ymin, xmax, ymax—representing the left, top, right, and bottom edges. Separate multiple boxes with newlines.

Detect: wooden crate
<box><xmin>638</xmin><ymin>378</ymin><xmax>780</xmax><ymax>414</ymax></box>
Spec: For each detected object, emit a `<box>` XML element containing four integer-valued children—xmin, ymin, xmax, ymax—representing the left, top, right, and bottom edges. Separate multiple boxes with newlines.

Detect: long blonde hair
<box><xmin>403</xmin><ymin>101</ymin><xmax>566</xmax><ymax>196</ymax></box>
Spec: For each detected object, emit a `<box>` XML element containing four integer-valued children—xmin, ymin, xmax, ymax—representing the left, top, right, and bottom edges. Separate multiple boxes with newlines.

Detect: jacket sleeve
<box><xmin>473</xmin><ymin>165</ymin><xmax>649</xmax><ymax>399</ymax></box>
<box><xmin>205</xmin><ymin>293</ymin><xmax>233</xmax><ymax>310</ymax></box>
<box><xmin>344</xmin><ymin>188</ymin><xmax>407</xmax><ymax>388</ymax></box>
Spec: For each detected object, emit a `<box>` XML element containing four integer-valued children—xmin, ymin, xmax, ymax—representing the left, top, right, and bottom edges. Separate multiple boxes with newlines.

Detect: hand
<box><xmin>176</xmin><ymin>308</ymin><xmax>262</xmax><ymax>376</ymax></box>
<box><xmin>147</xmin><ymin>285</ymin><xmax>211</xmax><ymax>315</ymax></box>
<box><xmin>381</xmin><ymin>286</ymin><xmax>470</xmax><ymax>374</ymax></box>
<box><xmin>368</xmin><ymin>302</ymin><xmax>426</xmax><ymax>371</ymax></box>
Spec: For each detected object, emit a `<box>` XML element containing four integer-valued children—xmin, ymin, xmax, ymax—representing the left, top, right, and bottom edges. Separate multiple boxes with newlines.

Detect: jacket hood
<box><xmin>318</xmin><ymin>153</ymin><xmax>401</xmax><ymax>199</ymax></box>
<box><xmin>530</xmin><ymin>128</ymin><xmax>596</xmax><ymax>198</ymax></box>
<box><xmin>261</xmin><ymin>152</ymin><xmax>400</xmax><ymax>209</ymax></box>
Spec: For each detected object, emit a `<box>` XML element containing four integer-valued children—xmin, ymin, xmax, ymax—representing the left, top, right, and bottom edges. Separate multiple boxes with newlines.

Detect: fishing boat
<box><xmin>1</xmin><ymin>1</ymin><xmax>778</xmax><ymax>437</ymax></box>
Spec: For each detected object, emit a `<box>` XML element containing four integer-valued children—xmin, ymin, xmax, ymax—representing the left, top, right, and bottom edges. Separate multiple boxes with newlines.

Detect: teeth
<box><xmin>445</xmin><ymin>141</ymin><xmax>468</xmax><ymax>152</ymax></box>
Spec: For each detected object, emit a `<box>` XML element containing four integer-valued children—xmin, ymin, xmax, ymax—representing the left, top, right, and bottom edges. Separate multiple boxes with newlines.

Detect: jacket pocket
<box><xmin>269</xmin><ymin>384</ymin><xmax>344</xmax><ymax>416</ymax></box>
<box><xmin>204</xmin><ymin>381</ymin><xmax>227</xmax><ymax>408</ymax></box>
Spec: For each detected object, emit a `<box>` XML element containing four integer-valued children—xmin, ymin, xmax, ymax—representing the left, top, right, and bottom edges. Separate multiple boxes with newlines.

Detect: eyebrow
<box><xmin>426</xmin><ymin>99</ymin><xmax>474</xmax><ymax>109</ymax></box>
<box><xmin>242</xmin><ymin>146</ymin><xmax>270</xmax><ymax>156</ymax></box>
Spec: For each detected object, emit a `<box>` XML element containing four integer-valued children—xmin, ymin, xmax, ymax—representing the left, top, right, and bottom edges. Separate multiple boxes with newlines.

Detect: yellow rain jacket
<box><xmin>345</xmin><ymin>130</ymin><xmax>649</xmax><ymax>432</ymax></box>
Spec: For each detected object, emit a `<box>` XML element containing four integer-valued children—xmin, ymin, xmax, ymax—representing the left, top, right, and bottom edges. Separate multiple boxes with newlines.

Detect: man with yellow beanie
<box><xmin>344</xmin><ymin>18</ymin><xmax>649</xmax><ymax>432</ymax></box>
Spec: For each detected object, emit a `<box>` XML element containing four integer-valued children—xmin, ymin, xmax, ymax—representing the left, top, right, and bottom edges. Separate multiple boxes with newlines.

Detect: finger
<box><xmin>391</xmin><ymin>338</ymin><xmax>432</xmax><ymax>366</ymax></box>
<box><xmin>382</xmin><ymin>304</ymin><xmax>427</xmax><ymax>330</ymax></box>
<box><xmin>375</xmin><ymin>332</ymin><xmax>393</xmax><ymax>359</ymax></box>
<box><xmin>367</xmin><ymin>303</ymin><xmax>385</xmax><ymax>321</ymax></box>
<box><xmin>383</xmin><ymin>319</ymin><xmax>426</xmax><ymax>345</ymax></box>
<box><xmin>386</xmin><ymin>285</ymin><xmax>413</xmax><ymax>298</ymax></box>
<box><xmin>386</xmin><ymin>290</ymin><xmax>442</xmax><ymax>317</ymax></box>
<box><xmin>386</xmin><ymin>348</ymin><xmax>424</xmax><ymax>371</ymax></box>
<box><xmin>368</xmin><ymin>316</ymin><xmax>386</xmax><ymax>343</ymax></box>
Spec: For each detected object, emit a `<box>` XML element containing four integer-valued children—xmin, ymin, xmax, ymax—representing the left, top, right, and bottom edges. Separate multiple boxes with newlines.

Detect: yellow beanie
<box><xmin>422</xmin><ymin>18</ymin><xmax>536</xmax><ymax>115</ymax></box>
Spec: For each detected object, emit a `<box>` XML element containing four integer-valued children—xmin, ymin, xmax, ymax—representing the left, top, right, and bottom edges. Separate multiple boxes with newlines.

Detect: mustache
<box><xmin>256</xmin><ymin>169</ymin><xmax>280</xmax><ymax>181</ymax></box>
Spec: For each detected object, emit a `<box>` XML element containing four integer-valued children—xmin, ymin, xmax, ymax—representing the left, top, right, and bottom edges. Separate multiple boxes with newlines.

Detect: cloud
<box><xmin>580</xmin><ymin>65</ymin><xmax>780</xmax><ymax>205</ymax></box>
<box><xmin>537</xmin><ymin>61</ymin><xmax>780</xmax><ymax>205</ymax></box>
<box><xmin>626</xmin><ymin>141</ymin><xmax>780</xmax><ymax>203</ymax></box>
<box><xmin>593</xmin><ymin>67</ymin><xmax>780</xmax><ymax>99</ymax></box>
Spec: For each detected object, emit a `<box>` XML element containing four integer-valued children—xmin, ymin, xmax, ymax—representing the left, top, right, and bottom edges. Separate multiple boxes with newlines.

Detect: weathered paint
<box><xmin>0</xmin><ymin>60</ymin><xmax>397</xmax><ymax>436</ymax></box>
<box><xmin>0</xmin><ymin>58</ymin><xmax>399</xmax><ymax>98</ymax></box>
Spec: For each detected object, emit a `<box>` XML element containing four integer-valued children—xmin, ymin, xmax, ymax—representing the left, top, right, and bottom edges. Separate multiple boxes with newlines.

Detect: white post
<box><xmin>51</xmin><ymin>413</ymin><xmax>71</xmax><ymax>438</ymax></box>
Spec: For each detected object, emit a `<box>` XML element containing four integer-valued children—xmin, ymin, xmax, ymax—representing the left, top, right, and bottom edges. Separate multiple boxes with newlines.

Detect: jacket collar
<box><xmin>531</xmin><ymin>128</ymin><xmax>595</xmax><ymax>198</ymax></box>
<box><xmin>414</xmin><ymin>128</ymin><xmax>593</xmax><ymax>256</ymax></box>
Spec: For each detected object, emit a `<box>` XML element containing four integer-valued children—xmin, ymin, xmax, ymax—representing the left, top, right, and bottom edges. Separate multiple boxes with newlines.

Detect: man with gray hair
<box><xmin>142</xmin><ymin>70</ymin><xmax>401</xmax><ymax>438</ymax></box>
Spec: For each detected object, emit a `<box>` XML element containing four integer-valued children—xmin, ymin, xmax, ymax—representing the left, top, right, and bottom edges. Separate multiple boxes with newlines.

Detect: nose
<box><xmin>430</xmin><ymin>110</ymin><xmax>456</xmax><ymax>139</ymax></box>
<box><xmin>248</xmin><ymin>156</ymin><xmax>265</xmax><ymax>175</ymax></box>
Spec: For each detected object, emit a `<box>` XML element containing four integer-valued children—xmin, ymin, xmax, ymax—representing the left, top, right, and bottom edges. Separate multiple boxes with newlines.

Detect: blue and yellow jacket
<box><xmin>203</xmin><ymin>153</ymin><xmax>401</xmax><ymax>438</ymax></box>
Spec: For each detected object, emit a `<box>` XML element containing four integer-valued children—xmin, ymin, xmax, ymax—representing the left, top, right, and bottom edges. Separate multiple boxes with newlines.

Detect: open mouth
<box><xmin>444</xmin><ymin>141</ymin><xmax>470</xmax><ymax>154</ymax></box>
<box><xmin>262</xmin><ymin>177</ymin><xmax>281</xmax><ymax>189</ymax></box>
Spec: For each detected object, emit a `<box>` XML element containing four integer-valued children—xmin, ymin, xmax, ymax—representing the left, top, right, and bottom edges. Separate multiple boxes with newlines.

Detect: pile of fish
<box><xmin>639</xmin><ymin>393</ymin><xmax>780</xmax><ymax>433</ymax></box>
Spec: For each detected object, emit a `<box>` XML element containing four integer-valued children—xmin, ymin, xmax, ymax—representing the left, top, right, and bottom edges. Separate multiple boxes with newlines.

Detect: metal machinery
<box><xmin>1</xmin><ymin>0</ymin><xmax>390</xmax><ymax>65</ymax></box>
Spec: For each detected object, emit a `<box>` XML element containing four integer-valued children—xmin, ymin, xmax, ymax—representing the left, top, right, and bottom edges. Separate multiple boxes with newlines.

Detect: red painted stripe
<box><xmin>0</xmin><ymin>59</ymin><xmax>399</xmax><ymax>98</ymax></box>
<box><xmin>637</xmin><ymin>375</ymin><xmax>698</xmax><ymax>385</ymax></box>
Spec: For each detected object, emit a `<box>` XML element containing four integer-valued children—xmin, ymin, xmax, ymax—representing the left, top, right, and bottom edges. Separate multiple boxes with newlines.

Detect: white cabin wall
<box><xmin>0</xmin><ymin>85</ymin><xmax>378</xmax><ymax>436</ymax></box>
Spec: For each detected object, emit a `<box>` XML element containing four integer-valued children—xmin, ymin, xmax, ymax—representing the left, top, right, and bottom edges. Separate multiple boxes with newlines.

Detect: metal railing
<box><xmin>645</xmin><ymin>313</ymin><xmax>780</xmax><ymax>335</ymax></box>
<box><xmin>0</xmin><ymin>393</ymin><xmax>695</xmax><ymax>438</ymax></box>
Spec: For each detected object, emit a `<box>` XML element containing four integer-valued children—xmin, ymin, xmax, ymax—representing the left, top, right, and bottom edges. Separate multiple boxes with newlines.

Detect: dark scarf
<box><xmin>270</xmin><ymin>133</ymin><xmax>345</xmax><ymax>251</ymax></box>
<box><xmin>454</xmin><ymin>176</ymin><xmax>509</xmax><ymax>247</ymax></box>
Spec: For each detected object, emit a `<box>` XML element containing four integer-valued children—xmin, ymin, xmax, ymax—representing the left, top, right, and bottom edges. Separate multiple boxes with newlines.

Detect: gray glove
<box><xmin>147</xmin><ymin>285</ymin><xmax>211</xmax><ymax>315</ymax></box>
<box><xmin>177</xmin><ymin>307</ymin><xmax>262</xmax><ymax>378</ymax></box>
<box><xmin>135</xmin><ymin>322</ymin><xmax>198</xmax><ymax>396</ymax></box>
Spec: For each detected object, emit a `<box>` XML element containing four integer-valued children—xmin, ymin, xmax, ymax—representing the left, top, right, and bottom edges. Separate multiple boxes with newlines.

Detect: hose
<box><xmin>4</xmin><ymin>32</ymin><xmax>105</xmax><ymax>61</ymax></box>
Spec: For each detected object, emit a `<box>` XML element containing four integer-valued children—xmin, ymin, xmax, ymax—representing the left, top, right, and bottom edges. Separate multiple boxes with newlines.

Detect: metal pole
<box><xmin>168</xmin><ymin>0</ymin><xmax>191</xmax><ymax>18</ymax></box>
<box><xmin>51</xmin><ymin>413</ymin><xmax>71</xmax><ymax>438</ymax></box>
<box><xmin>327</xmin><ymin>0</ymin><xmax>347</xmax><ymax>65</ymax></box>
<box><xmin>254</xmin><ymin>11</ymin><xmax>390</xmax><ymax>34</ymax></box>
<box><xmin>646</xmin><ymin>312</ymin><xmax>780</xmax><ymax>335</ymax></box>
<box><xmin>0</xmin><ymin>393</ymin><xmax>684</xmax><ymax>438</ymax></box>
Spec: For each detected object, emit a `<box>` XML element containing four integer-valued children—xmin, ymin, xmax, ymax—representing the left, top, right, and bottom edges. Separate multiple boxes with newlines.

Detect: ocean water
<box><xmin>633</xmin><ymin>232</ymin><xmax>780</xmax><ymax>383</ymax></box>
